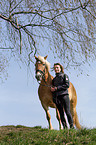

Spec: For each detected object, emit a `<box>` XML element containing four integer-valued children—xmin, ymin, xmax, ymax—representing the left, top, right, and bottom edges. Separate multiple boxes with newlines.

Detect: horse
<box><xmin>35</xmin><ymin>55</ymin><xmax>81</xmax><ymax>130</ymax></box>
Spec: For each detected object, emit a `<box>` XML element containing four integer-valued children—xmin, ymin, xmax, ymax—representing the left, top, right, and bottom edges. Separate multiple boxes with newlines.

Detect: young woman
<box><xmin>51</xmin><ymin>63</ymin><xmax>74</xmax><ymax>129</ymax></box>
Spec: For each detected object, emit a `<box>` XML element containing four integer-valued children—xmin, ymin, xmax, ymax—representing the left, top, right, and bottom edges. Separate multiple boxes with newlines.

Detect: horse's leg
<box><xmin>56</xmin><ymin>108</ymin><xmax>62</xmax><ymax>130</ymax></box>
<box><xmin>45</xmin><ymin>109</ymin><xmax>53</xmax><ymax>130</ymax></box>
<box><xmin>42</xmin><ymin>104</ymin><xmax>53</xmax><ymax>129</ymax></box>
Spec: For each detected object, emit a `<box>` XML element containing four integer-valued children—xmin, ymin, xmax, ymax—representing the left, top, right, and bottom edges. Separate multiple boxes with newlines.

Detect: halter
<box><xmin>36</xmin><ymin>69</ymin><xmax>45</xmax><ymax>77</ymax></box>
<box><xmin>35</xmin><ymin>62</ymin><xmax>46</xmax><ymax>81</ymax></box>
<box><xmin>35</xmin><ymin>62</ymin><xmax>52</xmax><ymax>87</ymax></box>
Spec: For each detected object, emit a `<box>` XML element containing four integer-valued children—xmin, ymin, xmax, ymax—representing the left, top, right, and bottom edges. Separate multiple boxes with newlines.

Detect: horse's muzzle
<box><xmin>35</xmin><ymin>72</ymin><xmax>42</xmax><ymax>81</ymax></box>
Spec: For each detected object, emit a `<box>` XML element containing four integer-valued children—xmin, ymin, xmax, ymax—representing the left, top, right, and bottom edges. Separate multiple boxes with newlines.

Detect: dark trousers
<box><xmin>53</xmin><ymin>94</ymin><xmax>73</xmax><ymax>128</ymax></box>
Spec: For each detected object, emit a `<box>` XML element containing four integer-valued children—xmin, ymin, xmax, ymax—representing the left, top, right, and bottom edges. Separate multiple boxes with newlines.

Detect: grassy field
<box><xmin>0</xmin><ymin>125</ymin><xmax>96</xmax><ymax>145</ymax></box>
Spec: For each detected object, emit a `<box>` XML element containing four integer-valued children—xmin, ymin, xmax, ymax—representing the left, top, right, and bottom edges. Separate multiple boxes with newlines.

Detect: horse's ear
<box><xmin>44</xmin><ymin>55</ymin><xmax>48</xmax><ymax>60</ymax></box>
<box><xmin>35</xmin><ymin>56</ymin><xmax>38</xmax><ymax>60</ymax></box>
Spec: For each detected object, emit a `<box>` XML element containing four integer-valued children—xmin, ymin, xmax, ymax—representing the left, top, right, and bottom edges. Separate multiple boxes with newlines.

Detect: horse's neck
<box><xmin>42</xmin><ymin>71</ymin><xmax>53</xmax><ymax>85</ymax></box>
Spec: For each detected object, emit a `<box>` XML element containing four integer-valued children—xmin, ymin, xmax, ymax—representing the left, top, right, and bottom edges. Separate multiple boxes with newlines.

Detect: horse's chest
<box><xmin>38</xmin><ymin>86</ymin><xmax>51</xmax><ymax>96</ymax></box>
<box><xmin>38</xmin><ymin>87</ymin><xmax>52</xmax><ymax>102</ymax></box>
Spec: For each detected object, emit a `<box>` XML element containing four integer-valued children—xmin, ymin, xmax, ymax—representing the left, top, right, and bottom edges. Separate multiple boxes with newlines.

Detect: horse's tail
<box><xmin>75</xmin><ymin>111</ymin><xmax>81</xmax><ymax>129</ymax></box>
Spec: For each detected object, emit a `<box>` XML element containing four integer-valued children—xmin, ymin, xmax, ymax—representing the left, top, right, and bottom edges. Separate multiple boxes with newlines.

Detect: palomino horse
<box><xmin>35</xmin><ymin>55</ymin><xmax>81</xmax><ymax>130</ymax></box>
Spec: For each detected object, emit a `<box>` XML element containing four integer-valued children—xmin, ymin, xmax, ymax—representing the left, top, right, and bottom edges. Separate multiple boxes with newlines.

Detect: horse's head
<box><xmin>35</xmin><ymin>55</ymin><xmax>50</xmax><ymax>82</ymax></box>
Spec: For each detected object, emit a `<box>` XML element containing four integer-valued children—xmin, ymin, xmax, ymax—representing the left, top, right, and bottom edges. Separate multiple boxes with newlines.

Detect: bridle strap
<box><xmin>36</xmin><ymin>64</ymin><xmax>53</xmax><ymax>88</ymax></box>
<box><xmin>36</xmin><ymin>63</ymin><xmax>46</xmax><ymax>80</ymax></box>
<box><xmin>36</xmin><ymin>69</ymin><xmax>45</xmax><ymax>76</ymax></box>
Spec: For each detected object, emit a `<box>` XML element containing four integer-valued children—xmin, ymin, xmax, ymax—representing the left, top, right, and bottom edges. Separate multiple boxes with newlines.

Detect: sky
<box><xmin>0</xmin><ymin>51</ymin><xmax>96</xmax><ymax>130</ymax></box>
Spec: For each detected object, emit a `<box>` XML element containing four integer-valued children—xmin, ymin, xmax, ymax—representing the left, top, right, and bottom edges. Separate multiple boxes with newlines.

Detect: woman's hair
<box><xmin>54</xmin><ymin>63</ymin><xmax>64</xmax><ymax>73</ymax></box>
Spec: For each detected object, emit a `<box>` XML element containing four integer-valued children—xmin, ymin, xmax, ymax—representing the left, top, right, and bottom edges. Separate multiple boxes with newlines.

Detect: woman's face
<box><xmin>54</xmin><ymin>65</ymin><xmax>61</xmax><ymax>73</ymax></box>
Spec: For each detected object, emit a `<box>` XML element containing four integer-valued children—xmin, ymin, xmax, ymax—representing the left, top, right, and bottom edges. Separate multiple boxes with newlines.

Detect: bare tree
<box><xmin>0</xmin><ymin>0</ymin><xmax>96</xmax><ymax>75</ymax></box>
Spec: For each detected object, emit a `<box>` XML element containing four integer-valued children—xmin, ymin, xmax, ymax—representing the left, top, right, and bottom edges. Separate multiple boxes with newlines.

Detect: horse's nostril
<box><xmin>35</xmin><ymin>73</ymin><xmax>42</xmax><ymax>81</ymax></box>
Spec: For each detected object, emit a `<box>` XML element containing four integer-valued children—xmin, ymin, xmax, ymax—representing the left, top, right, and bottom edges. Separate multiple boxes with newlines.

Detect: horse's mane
<box><xmin>38</xmin><ymin>55</ymin><xmax>50</xmax><ymax>71</ymax></box>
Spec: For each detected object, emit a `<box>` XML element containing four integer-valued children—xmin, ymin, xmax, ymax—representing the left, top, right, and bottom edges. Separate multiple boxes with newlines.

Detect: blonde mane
<box><xmin>38</xmin><ymin>55</ymin><xmax>50</xmax><ymax>71</ymax></box>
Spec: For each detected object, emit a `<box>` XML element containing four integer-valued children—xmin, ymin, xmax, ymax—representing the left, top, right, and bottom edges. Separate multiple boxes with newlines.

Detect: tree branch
<box><xmin>79</xmin><ymin>0</ymin><xmax>90</xmax><ymax>9</ymax></box>
<box><xmin>0</xmin><ymin>14</ymin><xmax>19</xmax><ymax>30</ymax></box>
<box><xmin>10</xmin><ymin>5</ymin><xmax>82</xmax><ymax>21</ymax></box>
<box><xmin>10</xmin><ymin>0</ymin><xmax>23</xmax><ymax>13</ymax></box>
<box><xmin>85</xmin><ymin>8</ymin><xmax>96</xmax><ymax>19</ymax></box>
<box><xmin>19</xmin><ymin>30</ymin><xmax>22</xmax><ymax>54</ymax></box>
<box><xmin>22</xmin><ymin>27</ymin><xmax>37</xmax><ymax>56</ymax></box>
<box><xmin>79</xmin><ymin>0</ymin><xmax>96</xmax><ymax>19</ymax></box>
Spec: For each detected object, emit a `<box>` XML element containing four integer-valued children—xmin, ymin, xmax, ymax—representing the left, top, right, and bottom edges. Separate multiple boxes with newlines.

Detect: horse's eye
<box><xmin>43</xmin><ymin>64</ymin><xmax>45</xmax><ymax>66</ymax></box>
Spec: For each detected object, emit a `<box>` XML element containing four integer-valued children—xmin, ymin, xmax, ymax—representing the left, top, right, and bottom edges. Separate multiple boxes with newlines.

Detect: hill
<box><xmin>0</xmin><ymin>125</ymin><xmax>96</xmax><ymax>144</ymax></box>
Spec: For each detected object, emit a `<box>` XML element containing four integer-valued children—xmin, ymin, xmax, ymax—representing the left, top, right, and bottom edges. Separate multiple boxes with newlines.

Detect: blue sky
<box><xmin>0</xmin><ymin>51</ymin><xmax>96</xmax><ymax>130</ymax></box>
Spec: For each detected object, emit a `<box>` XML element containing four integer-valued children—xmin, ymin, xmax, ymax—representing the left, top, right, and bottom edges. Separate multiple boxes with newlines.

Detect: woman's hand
<box><xmin>51</xmin><ymin>87</ymin><xmax>57</xmax><ymax>92</ymax></box>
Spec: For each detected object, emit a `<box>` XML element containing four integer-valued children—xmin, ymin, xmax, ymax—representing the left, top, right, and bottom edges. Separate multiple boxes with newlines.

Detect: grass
<box><xmin>0</xmin><ymin>125</ymin><xmax>96</xmax><ymax>144</ymax></box>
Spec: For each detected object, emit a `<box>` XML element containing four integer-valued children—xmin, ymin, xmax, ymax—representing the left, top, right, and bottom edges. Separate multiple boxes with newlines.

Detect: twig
<box><xmin>10</xmin><ymin>0</ymin><xmax>23</xmax><ymax>13</ymax></box>
<box><xmin>19</xmin><ymin>29</ymin><xmax>22</xmax><ymax>54</ymax></box>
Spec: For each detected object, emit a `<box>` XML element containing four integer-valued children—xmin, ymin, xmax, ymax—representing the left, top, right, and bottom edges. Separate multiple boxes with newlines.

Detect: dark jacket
<box><xmin>52</xmin><ymin>72</ymin><xmax>70</xmax><ymax>97</ymax></box>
